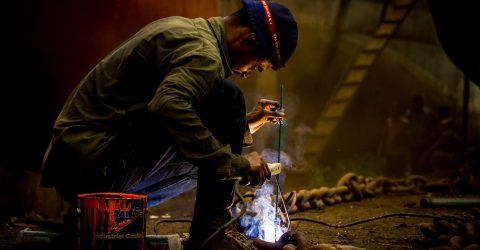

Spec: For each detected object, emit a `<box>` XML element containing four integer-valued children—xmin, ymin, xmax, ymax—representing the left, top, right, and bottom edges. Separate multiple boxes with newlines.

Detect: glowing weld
<box><xmin>239</xmin><ymin>182</ymin><xmax>287</xmax><ymax>242</ymax></box>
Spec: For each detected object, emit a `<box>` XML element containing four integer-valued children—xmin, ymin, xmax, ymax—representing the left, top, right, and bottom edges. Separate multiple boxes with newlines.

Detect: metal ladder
<box><xmin>303</xmin><ymin>0</ymin><xmax>418</xmax><ymax>164</ymax></box>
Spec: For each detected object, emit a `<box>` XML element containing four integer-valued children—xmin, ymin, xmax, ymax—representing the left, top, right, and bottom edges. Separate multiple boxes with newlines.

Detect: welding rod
<box><xmin>274</xmin><ymin>85</ymin><xmax>283</xmax><ymax>234</ymax></box>
<box><xmin>274</xmin><ymin>84</ymin><xmax>291</xmax><ymax>237</ymax></box>
<box><xmin>279</xmin><ymin>85</ymin><xmax>291</xmax><ymax>229</ymax></box>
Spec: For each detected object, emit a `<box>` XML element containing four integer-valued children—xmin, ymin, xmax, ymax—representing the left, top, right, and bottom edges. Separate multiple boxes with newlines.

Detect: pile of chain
<box><xmin>418</xmin><ymin>207</ymin><xmax>480</xmax><ymax>249</ymax></box>
<box><xmin>281</xmin><ymin>172</ymin><xmax>455</xmax><ymax>214</ymax></box>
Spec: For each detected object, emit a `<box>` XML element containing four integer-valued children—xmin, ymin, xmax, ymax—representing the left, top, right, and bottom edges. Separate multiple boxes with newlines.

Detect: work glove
<box><xmin>241</xmin><ymin>151</ymin><xmax>271</xmax><ymax>187</ymax></box>
<box><xmin>247</xmin><ymin>99</ymin><xmax>285</xmax><ymax>134</ymax></box>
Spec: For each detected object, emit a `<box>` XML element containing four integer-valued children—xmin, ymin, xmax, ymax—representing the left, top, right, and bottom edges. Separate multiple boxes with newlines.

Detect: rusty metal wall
<box><xmin>220</xmin><ymin>0</ymin><xmax>478</xmax><ymax>188</ymax></box>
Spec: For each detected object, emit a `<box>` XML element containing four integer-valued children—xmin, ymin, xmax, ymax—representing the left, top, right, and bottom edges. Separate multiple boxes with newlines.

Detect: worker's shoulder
<box><xmin>130</xmin><ymin>16</ymin><xmax>221</xmax><ymax>61</ymax></box>
<box><xmin>150</xmin><ymin>16</ymin><xmax>197</xmax><ymax>26</ymax></box>
<box><xmin>145</xmin><ymin>16</ymin><xmax>220</xmax><ymax>52</ymax></box>
<box><xmin>140</xmin><ymin>16</ymin><xmax>208</xmax><ymax>36</ymax></box>
<box><xmin>136</xmin><ymin>17</ymin><xmax>215</xmax><ymax>45</ymax></box>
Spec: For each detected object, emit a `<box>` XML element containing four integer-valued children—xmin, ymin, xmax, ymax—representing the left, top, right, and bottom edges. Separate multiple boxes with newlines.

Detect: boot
<box><xmin>185</xmin><ymin>173</ymin><xmax>253</xmax><ymax>250</ymax></box>
<box><xmin>184</xmin><ymin>221</ymin><xmax>254</xmax><ymax>250</ymax></box>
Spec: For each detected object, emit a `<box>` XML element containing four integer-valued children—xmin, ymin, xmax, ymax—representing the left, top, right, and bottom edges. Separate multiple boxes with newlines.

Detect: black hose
<box><xmin>232</xmin><ymin>194</ymin><xmax>255</xmax><ymax>208</ymax></box>
<box><xmin>153</xmin><ymin>212</ymin><xmax>468</xmax><ymax>234</ymax></box>
<box><xmin>290</xmin><ymin>212</ymin><xmax>468</xmax><ymax>228</ymax></box>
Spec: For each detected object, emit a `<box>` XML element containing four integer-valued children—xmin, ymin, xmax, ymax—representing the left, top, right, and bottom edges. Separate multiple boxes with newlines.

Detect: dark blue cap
<box><xmin>243</xmin><ymin>0</ymin><xmax>298</xmax><ymax>69</ymax></box>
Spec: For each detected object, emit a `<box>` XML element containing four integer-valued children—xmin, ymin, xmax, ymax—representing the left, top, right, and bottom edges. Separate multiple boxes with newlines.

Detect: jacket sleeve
<box><xmin>147</xmin><ymin>50</ymin><xmax>250</xmax><ymax>179</ymax></box>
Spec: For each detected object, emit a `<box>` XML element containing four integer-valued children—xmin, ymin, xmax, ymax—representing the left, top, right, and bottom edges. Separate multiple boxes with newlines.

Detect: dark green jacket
<box><xmin>41</xmin><ymin>16</ymin><xmax>250</xmax><ymax>186</ymax></box>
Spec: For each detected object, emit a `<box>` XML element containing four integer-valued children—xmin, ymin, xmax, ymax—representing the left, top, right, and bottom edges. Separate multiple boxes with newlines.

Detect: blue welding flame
<box><xmin>239</xmin><ymin>182</ymin><xmax>287</xmax><ymax>242</ymax></box>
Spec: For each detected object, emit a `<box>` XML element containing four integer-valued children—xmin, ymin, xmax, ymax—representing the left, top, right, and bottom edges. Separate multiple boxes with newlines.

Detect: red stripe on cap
<box><xmin>259</xmin><ymin>0</ymin><xmax>282</xmax><ymax>63</ymax></box>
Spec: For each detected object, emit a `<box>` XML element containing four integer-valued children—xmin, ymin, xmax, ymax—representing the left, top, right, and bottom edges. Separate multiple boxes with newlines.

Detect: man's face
<box><xmin>227</xmin><ymin>33</ymin><xmax>275</xmax><ymax>78</ymax></box>
<box><xmin>231</xmin><ymin>55</ymin><xmax>274</xmax><ymax>78</ymax></box>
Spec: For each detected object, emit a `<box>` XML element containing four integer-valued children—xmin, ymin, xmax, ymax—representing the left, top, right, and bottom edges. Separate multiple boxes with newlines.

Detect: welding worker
<box><xmin>40</xmin><ymin>0</ymin><xmax>297</xmax><ymax>249</ymax></box>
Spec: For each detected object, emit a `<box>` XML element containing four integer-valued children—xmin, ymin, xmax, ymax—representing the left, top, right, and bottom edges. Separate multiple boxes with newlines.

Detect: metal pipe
<box><xmin>16</xmin><ymin>229</ymin><xmax>61</xmax><ymax>246</ymax></box>
<box><xmin>420</xmin><ymin>197</ymin><xmax>480</xmax><ymax>208</ymax></box>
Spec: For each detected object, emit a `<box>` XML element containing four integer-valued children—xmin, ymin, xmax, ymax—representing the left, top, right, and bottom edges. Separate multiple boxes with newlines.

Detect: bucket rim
<box><xmin>77</xmin><ymin>192</ymin><xmax>147</xmax><ymax>200</ymax></box>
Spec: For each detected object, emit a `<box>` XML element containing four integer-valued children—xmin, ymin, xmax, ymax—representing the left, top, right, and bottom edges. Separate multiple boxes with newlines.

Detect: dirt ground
<box><xmin>149</xmin><ymin>188</ymin><xmax>479</xmax><ymax>250</ymax></box>
<box><xmin>1</xmin><ymin>181</ymin><xmax>479</xmax><ymax>250</ymax></box>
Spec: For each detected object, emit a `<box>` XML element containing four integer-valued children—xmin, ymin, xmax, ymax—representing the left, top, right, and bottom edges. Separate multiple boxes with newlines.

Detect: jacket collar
<box><xmin>207</xmin><ymin>17</ymin><xmax>232</xmax><ymax>78</ymax></box>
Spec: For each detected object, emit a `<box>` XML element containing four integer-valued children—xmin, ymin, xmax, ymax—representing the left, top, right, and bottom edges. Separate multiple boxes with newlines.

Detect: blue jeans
<box><xmin>116</xmin><ymin>147</ymin><xmax>199</xmax><ymax>208</ymax></box>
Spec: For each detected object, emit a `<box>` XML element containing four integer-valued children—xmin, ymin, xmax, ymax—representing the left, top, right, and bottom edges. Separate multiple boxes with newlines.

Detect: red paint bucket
<box><xmin>77</xmin><ymin>192</ymin><xmax>147</xmax><ymax>250</ymax></box>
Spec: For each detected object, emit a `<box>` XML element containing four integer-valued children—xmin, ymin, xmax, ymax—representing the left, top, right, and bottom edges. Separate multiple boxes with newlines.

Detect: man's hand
<box><xmin>242</xmin><ymin>151</ymin><xmax>271</xmax><ymax>187</ymax></box>
<box><xmin>247</xmin><ymin>99</ymin><xmax>285</xmax><ymax>134</ymax></box>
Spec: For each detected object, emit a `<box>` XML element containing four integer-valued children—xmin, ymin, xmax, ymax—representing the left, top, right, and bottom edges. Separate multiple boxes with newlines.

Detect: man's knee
<box><xmin>221</xmin><ymin>79</ymin><xmax>246</xmax><ymax>111</ymax></box>
<box><xmin>198</xmin><ymin>80</ymin><xmax>247</xmax><ymax>153</ymax></box>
